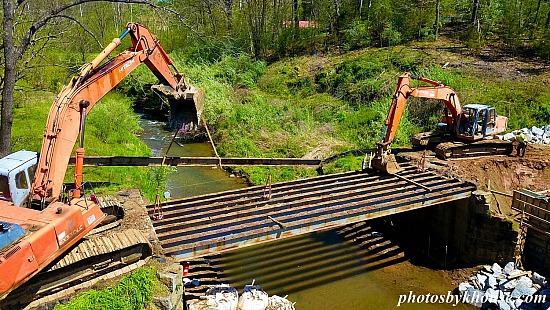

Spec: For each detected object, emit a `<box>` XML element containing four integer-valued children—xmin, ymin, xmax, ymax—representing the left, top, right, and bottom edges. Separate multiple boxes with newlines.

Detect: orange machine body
<box><xmin>0</xmin><ymin>199</ymin><xmax>104</xmax><ymax>298</ymax></box>
<box><xmin>0</xmin><ymin>22</ymin><xmax>198</xmax><ymax>298</ymax></box>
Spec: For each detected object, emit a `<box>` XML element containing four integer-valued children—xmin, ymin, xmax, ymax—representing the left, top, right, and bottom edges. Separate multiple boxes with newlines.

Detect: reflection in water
<box><xmin>138</xmin><ymin>117</ymin><xmax>247</xmax><ymax>198</ymax></box>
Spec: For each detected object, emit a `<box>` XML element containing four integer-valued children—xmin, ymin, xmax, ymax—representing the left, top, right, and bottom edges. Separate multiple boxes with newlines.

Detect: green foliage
<box><xmin>55</xmin><ymin>267</ymin><xmax>157</xmax><ymax>310</ymax></box>
<box><xmin>343</xmin><ymin>21</ymin><xmax>372</xmax><ymax>50</ymax></box>
<box><xmin>87</xmin><ymin>94</ymin><xmax>142</xmax><ymax>145</ymax></box>
<box><xmin>380</xmin><ymin>24</ymin><xmax>402</xmax><ymax>47</ymax></box>
<box><xmin>322</xmin><ymin>155</ymin><xmax>364</xmax><ymax>175</ymax></box>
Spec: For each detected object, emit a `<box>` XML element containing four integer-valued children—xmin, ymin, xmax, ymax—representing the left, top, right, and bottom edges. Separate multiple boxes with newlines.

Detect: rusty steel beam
<box><xmin>68</xmin><ymin>156</ymin><xmax>321</xmax><ymax>166</ymax></box>
<box><xmin>148</xmin><ymin>164</ymin><xmax>476</xmax><ymax>259</ymax></box>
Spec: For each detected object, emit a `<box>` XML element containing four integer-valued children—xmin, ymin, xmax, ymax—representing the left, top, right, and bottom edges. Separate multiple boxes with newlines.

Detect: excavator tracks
<box><xmin>435</xmin><ymin>139</ymin><xmax>513</xmax><ymax>159</ymax></box>
<box><xmin>1</xmin><ymin>229</ymin><xmax>152</xmax><ymax>309</ymax></box>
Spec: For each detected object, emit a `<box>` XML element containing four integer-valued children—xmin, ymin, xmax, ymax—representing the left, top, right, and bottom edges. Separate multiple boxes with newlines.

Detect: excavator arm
<box><xmin>371</xmin><ymin>72</ymin><xmax>462</xmax><ymax>173</ymax></box>
<box><xmin>31</xmin><ymin>22</ymin><xmax>203</xmax><ymax>202</ymax></box>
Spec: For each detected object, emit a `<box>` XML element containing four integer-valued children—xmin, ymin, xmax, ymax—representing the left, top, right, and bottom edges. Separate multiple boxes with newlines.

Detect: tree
<box><xmin>0</xmin><ymin>0</ymin><xmax>161</xmax><ymax>157</ymax></box>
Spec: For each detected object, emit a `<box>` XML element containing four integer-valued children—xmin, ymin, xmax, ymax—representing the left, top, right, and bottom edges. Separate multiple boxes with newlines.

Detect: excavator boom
<box><xmin>372</xmin><ymin>72</ymin><xmax>462</xmax><ymax>173</ymax></box>
<box><xmin>31</xmin><ymin>22</ymin><xmax>203</xmax><ymax>201</ymax></box>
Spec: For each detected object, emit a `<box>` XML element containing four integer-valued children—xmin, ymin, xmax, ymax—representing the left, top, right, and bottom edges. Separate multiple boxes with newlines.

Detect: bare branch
<box><xmin>54</xmin><ymin>15</ymin><xmax>104</xmax><ymax>49</ymax></box>
<box><xmin>151</xmin><ymin>5</ymin><xmax>202</xmax><ymax>36</ymax></box>
<box><xmin>17</xmin><ymin>0</ymin><xmax>155</xmax><ymax>58</ymax></box>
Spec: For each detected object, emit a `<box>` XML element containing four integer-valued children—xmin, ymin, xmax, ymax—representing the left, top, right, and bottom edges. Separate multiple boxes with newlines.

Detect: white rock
<box><xmin>500</xmin><ymin>279</ymin><xmax>519</xmax><ymax>291</ymax></box>
<box><xmin>464</xmin><ymin>288</ymin><xmax>485</xmax><ymax>307</ymax></box>
<box><xmin>497</xmin><ymin>300</ymin><xmax>511</xmax><ymax>310</ymax></box>
<box><xmin>503</xmin><ymin>262</ymin><xmax>516</xmax><ymax>275</ymax></box>
<box><xmin>518</xmin><ymin>276</ymin><xmax>533</xmax><ymax>288</ymax></box>
<box><xmin>487</xmin><ymin>276</ymin><xmax>498</xmax><ymax>289</ymax></box>
<box><xmin>503</xmin><ymin>133</ymin><xmax>516</xmax><ymax>141</ymax></box>
<box><xmin>485</xmin><ymin>288</ymin><xmax>499</xmax><ymax>303</ymax></box>
<box><xmin>511</xmin><ymin>283</ymin><xmax>537</xmax><ymax>299</ymax></box>
<box><xmin>532</xmin><ymin>126</ymin><xmax>544</xmax><ymax>136</ymax></box>
<box><xmin>532</xmin><ymin>272</ymin><xmax>546</xmax><ymax>286</ymax></box>
<box><xmin>459</xmin><ymin>282</ymin><xmax>473</xmax><ymax>293</ymax></box>
<box><xmin>477</xmin><ymin>274</ymin><xmax>488</xmax><ymax>290</ymax></box>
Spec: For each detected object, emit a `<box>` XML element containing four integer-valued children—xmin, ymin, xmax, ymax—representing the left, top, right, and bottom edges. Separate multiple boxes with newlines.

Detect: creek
<box><xmin>138</xmin><ymin>115</ymin><xmax>472</xmax><ymax>310</ymax></box>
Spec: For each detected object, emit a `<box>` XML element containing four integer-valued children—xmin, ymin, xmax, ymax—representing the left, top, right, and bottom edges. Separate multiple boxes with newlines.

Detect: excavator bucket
<box><xmin>152</xmin><ymin>84</ymin><xmax>205</xmax><ymax>135</ymax></box>
<box><xmin>370</xmin><ymin>153</ymin><xmax>403</xmax><ymax>174</ymax></box>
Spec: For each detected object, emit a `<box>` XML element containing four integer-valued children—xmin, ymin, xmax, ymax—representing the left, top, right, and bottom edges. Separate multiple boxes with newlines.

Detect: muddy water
<box><xmin>138</xmin><ymin>117</ymin><xmax>248</xmax><ymax>197</ymax></box>
<box><xmin>138</xmin><ymin>116</ymin><xmax>471</xmax><ymax>310</ymax></box>
<box><xmin>217</xmin><ymin>227</ymin><xmax>472</xmax><ymax>310</ymax></box>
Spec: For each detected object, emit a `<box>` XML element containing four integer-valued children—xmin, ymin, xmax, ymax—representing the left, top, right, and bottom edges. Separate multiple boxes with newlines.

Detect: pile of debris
<box><xmin>188</xmin><ymin>282</ymin><xmax>295</xmax><ymax>310</ymax></box>
<box><xmin>458</xmin><ymin>262</ymin><xmax>549</xmax><ymax>309</ymax></box>
<box><xmin>498</xmin><ymin>126</ymin><xmax>550</xmax><ymax>145</ymax></box>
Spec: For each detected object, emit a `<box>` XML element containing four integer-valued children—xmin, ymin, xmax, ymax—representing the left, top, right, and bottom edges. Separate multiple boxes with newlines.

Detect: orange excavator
<box><xmin>0</xmin><ymin>22</ymin><xmax>203</xmax><ymax>299</ymax></box>
<box><xmin>371</xmin><ymin>72</ymin><xmax>512</xmax><ymax>174</ymax></box>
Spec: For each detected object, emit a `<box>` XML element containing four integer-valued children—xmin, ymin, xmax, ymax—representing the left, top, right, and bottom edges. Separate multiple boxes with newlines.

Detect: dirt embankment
<box><xmin>403</xmin><ymin>143</ymin><xmax>550</xmax><ymax>218</ymax></box>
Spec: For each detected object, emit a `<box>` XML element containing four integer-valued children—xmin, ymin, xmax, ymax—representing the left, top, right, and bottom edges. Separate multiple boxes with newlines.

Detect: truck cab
<box><xmin>0</xmin><ymin>150</ymin><xmax>38</xmax><ymax>207</ymax></box>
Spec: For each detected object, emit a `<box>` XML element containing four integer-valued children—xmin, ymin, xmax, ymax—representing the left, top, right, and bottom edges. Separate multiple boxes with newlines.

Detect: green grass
<box><xmin>55</xmin><ymin>267</ymin><xmax>157</xmax><ymax>310</ymax></box>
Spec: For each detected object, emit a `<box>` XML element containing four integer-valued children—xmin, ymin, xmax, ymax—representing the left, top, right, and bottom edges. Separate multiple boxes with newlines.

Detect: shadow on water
<box><xmin>212</xmin><ymin>220</ymin><xmax>472</xmax><ymax>310</ymax></box>
<box><xmin>215</xmin><ymin>221</ymin><xmax>406</xmax><ymax>296</ymax></box>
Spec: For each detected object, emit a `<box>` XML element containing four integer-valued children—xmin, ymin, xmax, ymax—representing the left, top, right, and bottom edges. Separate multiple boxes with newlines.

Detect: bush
<box><xmin>55</xmin><ymin>267</ymin><xmax>157</xmax><ymax>310</ymax></box>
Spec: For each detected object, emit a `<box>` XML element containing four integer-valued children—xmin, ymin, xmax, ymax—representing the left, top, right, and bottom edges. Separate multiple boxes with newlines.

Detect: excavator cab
<box><xmin>457</xmin><ymin>104</ymin><xmax>507</xmax><ymax>141</ymax></box>
<box><xmin>0</xmin><ymin>150</ymin><xmax>37</xmax><ymax>207</ymax></box>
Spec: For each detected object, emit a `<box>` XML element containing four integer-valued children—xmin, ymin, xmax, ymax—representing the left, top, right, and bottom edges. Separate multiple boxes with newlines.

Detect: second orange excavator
<box><xmin>372</xmin><ymin>72</ymin><xmax>512</xmax><ymax>174</ymax></box>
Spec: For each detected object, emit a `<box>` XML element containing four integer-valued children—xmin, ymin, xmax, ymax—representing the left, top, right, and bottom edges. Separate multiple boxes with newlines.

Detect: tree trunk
<box><xmin>293</xmin><ymin>0</ymin><xmax>299</xmax><ymax>27</ymax></box>
<box><xmin>366</xmin><ymin>0</ymin><xmax>372</xmax><ymax>22</ymax></box>
<box><xmin>1</xmin><ymin>0</ymin><xmax>17</xmax><ymax>157</ymax></box>
<box><xmin>546</xmin><ymin>10</ymin><xmax>550</xmax><ymax>29</ymax></box>
<box><xmin>471</xmin><ymin>0</ymin><xmax>480</xmax><ymax>30</ymax></box>
<box><xmin>434</xmin><ymin>0</ymin><xmax>440</xmax><ymax>39</ymax></box>
<box><xmin>533</xmin><ymin>0</ymin><xmax>542</xmax><ymax>26</ymax></box>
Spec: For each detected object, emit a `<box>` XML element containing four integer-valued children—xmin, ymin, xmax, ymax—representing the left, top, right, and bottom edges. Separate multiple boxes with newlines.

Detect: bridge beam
<box><xmin>69</xmin><ymin>156</ymin><xmax>321</xmax><ymax>166</ymax></box>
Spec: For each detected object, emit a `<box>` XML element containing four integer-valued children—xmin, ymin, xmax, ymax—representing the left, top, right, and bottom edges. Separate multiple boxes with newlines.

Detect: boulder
<box><xmin>503</xmin><ymin>133</ymin><xmax>516</xmax><ymax>141</ymax></box>
<box><xmin>531</xmin><ymin>272</ymin><xmax>546</xmax><ymax>286</ymax></box>
<box><xmin>459</xmin><ymin>282</ymin><xmax>474</xmax><ymax>293</ymax></box>
<box><xmin>511</xmin><ymin>283</ymin><xmax>537</xmax><ymax>299</ymax></box>
<box><xmin>485</xmin><ymin>288</ymin><xmax>499</xmax><ymax>304</ymax></box>
<box><xmin>500</xmin><ymin>279</ymin><xmax>519</xmax><ymax>291</ymax></box>
<box><xmin>532</xmin><ymin>126</ymin><xmax>544</xmax><ymax>136</ymax></box>
<box><xmin>503</xmin><ymin>262</ymin><xmax>516</xmax><ymax>275</ymax></box>
<box><xmin>464</xmin><ymin>287</ymin><xmax>485</xmax><ymax>307</ymax></box>
<box><xmin>518</xmin><ymin>276</ymin><xmax>533</xmax><ymax>288</ymax></box>
<box><xmin>487</xmin><ymin>275</ymin><xmax>498</xmax><ymax>289</ymax></box>
<box><xmin>497</xmin><ymin>300</ymin><xmax>511</xmax><ymax>310</ymax></box>
<box><xmin>477</xmin><ymin>274</ymin><xmax>488</xmax><ymax>290</ymax></box>
<box><xmin>492</xmin><ymin>263</ymin><xmax>503</xmax><ymax>274</ymax></box>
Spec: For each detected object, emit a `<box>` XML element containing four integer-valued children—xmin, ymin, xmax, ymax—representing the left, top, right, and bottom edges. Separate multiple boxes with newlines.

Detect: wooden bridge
<box><xmin>147</xmin><ymin>164</ymin><xmax>476</xmax><ymax>259</ymax></box>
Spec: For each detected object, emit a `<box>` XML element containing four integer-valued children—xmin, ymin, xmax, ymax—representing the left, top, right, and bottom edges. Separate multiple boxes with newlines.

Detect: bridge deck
<box><xmin>148</xmin><ymin>165</ymin><xmax>476</xmax><ymax>259</ymax></box>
